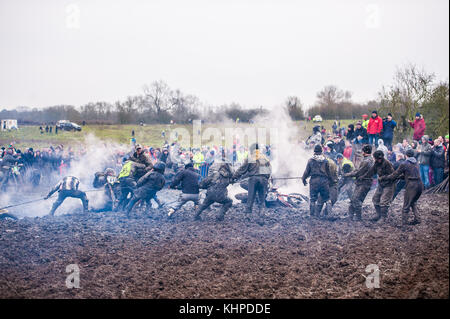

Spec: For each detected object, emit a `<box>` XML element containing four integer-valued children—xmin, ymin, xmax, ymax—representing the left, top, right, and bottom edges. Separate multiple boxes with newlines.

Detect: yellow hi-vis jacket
<box><xmin>118</xmin><ymin>161</ymin><xmax>133</xmax><ymax>179</ymax></box>
<box><xmin>342</xmin><ymin>157</ymin><xmax>354</xmax><ymax>169</ymax></box>
<box><xmin>193</xmin><ymin>152</ymin><xmax>204</xmax><ymax>169</ymax></box>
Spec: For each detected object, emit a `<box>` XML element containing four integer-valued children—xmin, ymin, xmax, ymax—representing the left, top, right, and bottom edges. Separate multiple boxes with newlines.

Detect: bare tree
<box><xmin>379</xmin><ymin>63</ymin><xmax>435</xmax><ymax>136</ymax></box>
<box><xmin>285</xmin><ymin>96</ymin><xmax>304</xmax><ymax>120</ymax></box>
<box><xmin>316</xmin><ymin>85</ymin><xmax>352</xmax><ymax>107</ymax></box>
<box><xmin>142</xmin><ymin>80</ymin><xmax>172</xmax><ymax>118</ymax></box>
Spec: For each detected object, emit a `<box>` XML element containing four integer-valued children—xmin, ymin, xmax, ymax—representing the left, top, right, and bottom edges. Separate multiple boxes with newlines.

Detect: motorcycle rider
<box><xmin>45</xmin><ymin>176</ymin><xmax>88</xmax><ymax>216</ymax></box>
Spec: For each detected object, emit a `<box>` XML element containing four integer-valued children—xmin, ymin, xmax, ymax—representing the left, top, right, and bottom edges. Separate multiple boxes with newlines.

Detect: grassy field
<box><xmin>0</xmin><ymin>119</ymin><xmax>356</xmax><ymax>149</ymax></box>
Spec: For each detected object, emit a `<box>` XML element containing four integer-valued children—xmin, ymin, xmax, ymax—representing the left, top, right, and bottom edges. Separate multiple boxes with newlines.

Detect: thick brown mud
<box><xmin>0</xmin><ymin>193</ymin><xmax>448</xmax><ymax>299</ymax></box>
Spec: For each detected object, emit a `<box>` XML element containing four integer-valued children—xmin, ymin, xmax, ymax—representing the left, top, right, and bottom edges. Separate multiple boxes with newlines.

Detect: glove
<box><xmin>44</xmin><ymin>195</ymin><xmax>50</xmax><ymax>200</ymax></box>
<box><xmin>302</xmin><ymin>180</ymin><xmax>307</xmax><ymax>186</ymax></box>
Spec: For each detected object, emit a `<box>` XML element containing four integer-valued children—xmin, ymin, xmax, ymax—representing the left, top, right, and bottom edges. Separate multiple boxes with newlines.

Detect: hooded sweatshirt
<box><xmin>409</xmin><ymin>118</ymin><xmax>426</xmax><ymax>141</ymax></box>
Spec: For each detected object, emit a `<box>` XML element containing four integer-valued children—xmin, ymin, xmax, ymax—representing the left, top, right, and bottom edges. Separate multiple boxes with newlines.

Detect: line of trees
<box><xmin>0</xmin><ymin>80</ymin><xmax>270</xmax><ymax>125</ymax></box>
<box><xmin>1</xmin><ymin>64</ymin><xmax>448</xmax><ymax>140</ymax></box>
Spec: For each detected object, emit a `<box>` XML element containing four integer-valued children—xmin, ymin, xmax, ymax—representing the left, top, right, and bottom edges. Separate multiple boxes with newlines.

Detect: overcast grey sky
<box><xmin>0</xmin><ymin>0</ymin><xmax>448</xmax><ymax>110</ymax></box>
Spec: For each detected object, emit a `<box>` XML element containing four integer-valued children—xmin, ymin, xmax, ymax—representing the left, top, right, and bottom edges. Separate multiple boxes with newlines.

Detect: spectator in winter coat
<box><xmin>333</xmin><ymin>136</ymin><xmax>345</xmax><ymax>155</ymax></box>
<box><xmin>417</xmin><ymin>135</ymin><xmax>433</xmax><ymax>188</ymax></box>
<box><xmin>367</xmin><ymin>110</ymin><xmax>383</xmax><ymax>146</ymax></box>
<box><xmin>382</xmin><ymin>113</ymin><xmax>397</xmax><ymax>150</ymax></box>
<box><xmin>408</xmin><ymin>113</ymin><xmax>426</xmax><ymax>142</ymax></box>
<box><xmin>361</xmin><ymin>114</ymin><xmax>369</xmax><ymax>130</ymax></box>
<box><xmin>377</xmin><ymin>139</ymin><xmax>389</xmax><ymax>159</ymax></box>
<box><xmin>353</xmin><ymin>122</ymin><xmax>368</xmax><ymax>144</ymax></box>
<box><xmin>343</xmin><ymin>141</ymin><xmax>352</xmax><ymax>160</ymax></box>
<box><xmin>431</xmin><ymin>139</ymin><xmax>445</xmax><ymax>186</ymax></box>
<box><xmin>346</xmin><ymin>124</ymin><xmax>355</xmax><ymax>142</ymax></box>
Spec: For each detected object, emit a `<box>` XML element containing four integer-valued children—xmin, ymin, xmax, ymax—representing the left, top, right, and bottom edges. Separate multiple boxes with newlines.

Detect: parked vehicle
<box><xmin>312</xmin><ymin>115</ymin><xmax>323</xmax><ymax>122</ymax></box>
<box><xmin>56</xmin><ymin>120</ymin><xmax>82</xmax><ymax>131</ymax></box>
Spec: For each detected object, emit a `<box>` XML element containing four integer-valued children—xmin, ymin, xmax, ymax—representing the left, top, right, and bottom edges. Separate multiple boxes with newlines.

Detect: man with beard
<box><xmin>343</xmin><ymin>145</ymin><xmax>374</xmax><ymax>221</ymax></box>
<box><xmin>302</xmin><ymin>145</ymin><xmax>333</xmax><ymax>218</ymax></box>
<box><xmin>379</xmin><ymin>149</ymin><xmax>423</xmax><ymax>227</ymax></box>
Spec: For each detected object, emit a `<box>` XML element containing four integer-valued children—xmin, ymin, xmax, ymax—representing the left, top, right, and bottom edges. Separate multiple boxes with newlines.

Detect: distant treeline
<box><xmin>1</xmin><ymin>64</ymin><xmax>448</xmax><ymax>139</ymax></box>
<box><xmin>0</xmin><ymin>81</ymin><xmax>375</xmax><ymax>125</ymax></box>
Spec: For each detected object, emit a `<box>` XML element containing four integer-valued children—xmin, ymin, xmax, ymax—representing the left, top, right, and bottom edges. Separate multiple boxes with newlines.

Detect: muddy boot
<box><xmin>216</xmin><ymin>211</ymin><xmax>225</xmax><ymax>221</ymax></box>
<box><xmin>347</xmin><ymin>206</ymin><xmax>354</xmax><ymax>221</ymax></box>
<box><xmin>309</xmin><ymin>203</ymin><xmax>316</xmax><ymax>218</ymax></box>
<box><xmin>379</xmin><ymin>206</ymin><xmax>388</xmax><ymax>223</ymax></box>
<box><xmin>371</xmin><ymin>205</ymin><xmax>382</xmax><ymax>222</ymax></box>
<box><xmin>49</xmin><ymin>207</ymin><xmax>56</xmax><ymax>217</ymax></box>
<box><xmin>354</xmin><ymin>209</ymin><xmax>362</xmax><ymax>221</ymax></box>
<box><xmin>316</xmin><ymin>203</ymin><xmax>324</xmax><ymax>218</ymax></box>
<box><xmin>323</xmin><ymin>201</ymin><xmax>332</xmax><ymax>219</ymax></box>
<box><xmin>194</xmin><ymin>208</ymin><xmax>203</xmax><ymax>221</ymax></box>
<box><xmin>410</xmin><ymin>205</ymin><xmax>421</xmax><ymax>225</ymax></box>
<box><xmin>125</xmin><ymin>197</ymin><xmax>138</xmax><ymax>217</ymax></box>
<box><xmin>402</xmin><ymin>211</ymin><xmax>409</xmax><ymax>226</ymax></box>
<box><xmin>83</xmin><ymin>199</ymin><xmax>89</xmax><ymax>213</ymax></box>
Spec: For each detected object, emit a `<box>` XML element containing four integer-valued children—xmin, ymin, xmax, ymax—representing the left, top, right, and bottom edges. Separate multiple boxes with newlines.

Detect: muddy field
<box><xmin>0</xmin><ymin>192</ymin><xmax>448</xmax><ymax>299</ymax></box>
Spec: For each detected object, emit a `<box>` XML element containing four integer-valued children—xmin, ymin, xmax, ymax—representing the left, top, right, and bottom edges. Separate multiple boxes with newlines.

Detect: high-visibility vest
<box><xmin>362</xmin><ymin>119</ymin><xmax>369</xmax><ymax>130</ymax></box>
<box><xmin>237</xmin><ymin>151</ymin><xmax>248</xmax><ymax>163</ymax></box>
<box><xmin>342</xmin><ymin>157</ymin><xmax>354</xmax><ymax>169</ymax></box>
<box><xmin>193</xmin><ymin>153</ymin><xmax>204</xmax><ymax>169</ymax></box>
<box><xmin>118</xmin><ymin>161</ymin><xmax>133</xmax><ymax>179</ymax></box>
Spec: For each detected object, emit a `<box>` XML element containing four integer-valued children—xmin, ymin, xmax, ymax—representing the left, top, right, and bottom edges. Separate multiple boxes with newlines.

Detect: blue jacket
<box><xmin>382</xmin><ymin>119</ymin><xmax>397</xmax><ymax>139</ymax></box>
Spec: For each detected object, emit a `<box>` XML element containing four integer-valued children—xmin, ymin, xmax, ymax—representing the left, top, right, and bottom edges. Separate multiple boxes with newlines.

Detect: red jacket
<box><xmin>409</xmin><ymin>118</ymin><xmax>426</xmax><ymax>141</ymax></box>
<box><xmin>367</xmin><ymin>116</ymin><xmax>383</xmax><ymax>135</ymax></box>
<box><xmin>343</xmin><ymin>146</ymin><xmax>352</xmax><ymax>159</ymax></box>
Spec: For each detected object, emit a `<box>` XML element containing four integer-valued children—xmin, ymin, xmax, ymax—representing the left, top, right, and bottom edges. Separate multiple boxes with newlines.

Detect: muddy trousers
<box><xmin>126</xmin><ymin>187</ymin><xmax>157</xmax><ymax>214</ymax></box>
<box><xmin>195</xmin><ymin>194</ymin><xmax>232</xmax><ymax>221</ymax></box>
<box><xmin>372</xmin><ymin>183</ymin><xmax>395</xmax><ymax>208</ymax></box>
<box><xmin>372</xmin><ymin>183</ymin><xmax>395</xmax><ymax>222</ymax></box>
<box><xmin>172</xmin><ymin>193</ymin><xmax>200</xmax><ymax>211</ymax></box>
<box><xmin>49</xmin><ymin>190</ymin><xmax>88</xmax><ymax>216</ymax></box>
<box><xmin>116</xmin><ymin>177</ymin><xmax>136</xmax><ymax>211</ymax></box>
<box><xmin>309</xmin><ymin>177</ymin><xmax>330</xmax><ymax>217</ymax></box>
<box><xmin>401</xmin><ymin>180</ymin><xmax>423</xmax><ymax>225</ymax></box>
<box><xmin>317</xmin><ymin>183</ymin><xmax>337</xmax><ymax>217</ymax></box>
<box><xmin>246</xmin><ymin>176</ymin><xmax>269</xmax><ymax>213</ymax></box>
<box><xmin>348</xmin><ymin>183</ymin><xmax>371</xmax><ymax>219</ymax></box>
<box><xmin>393</xmin><ymin>180</ymin><xmax>406</xmax><ymax>200</ymax></box>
